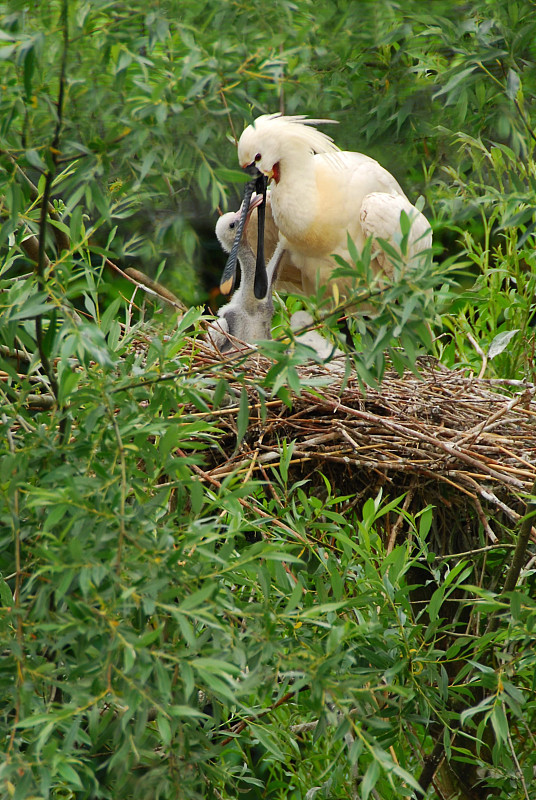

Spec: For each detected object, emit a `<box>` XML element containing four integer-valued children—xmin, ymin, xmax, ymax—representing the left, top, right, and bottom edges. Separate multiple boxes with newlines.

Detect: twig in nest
<box><xmin>470</xmin><ymin>493</ymin><xmax>498</xmax><ymax>543</ymax></box>
<box><xmin>301</xmin><ymin>391</ymin><xmax>525</xmax><ymax>491</ymax></box>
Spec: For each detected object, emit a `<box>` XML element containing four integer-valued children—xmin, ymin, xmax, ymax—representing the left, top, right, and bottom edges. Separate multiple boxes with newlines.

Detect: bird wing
<box><xmin>280</xmin><ymin>153</ymin><xmax>408</xmax><ymax>258</ymax></box>
<box><xmin>290</xmin><ymin>311</ymin><xmax>344</xmax><ymax>359</ymax></box>
<box><xmin>340</xmin><ymin>152</ymin><xmax>406</xmax><ymax>201</ymax></box>
<box><xmin>360</xmin><ymin>192</ymin><xmax>432</xmax><ymax>275</ymax></box>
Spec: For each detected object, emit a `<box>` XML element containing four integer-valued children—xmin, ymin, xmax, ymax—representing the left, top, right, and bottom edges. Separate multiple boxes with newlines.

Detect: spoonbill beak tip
<box><xmin>220</xmin><ymin>276</ymin><xmax>234</xmax><ymax>296</ymax></box>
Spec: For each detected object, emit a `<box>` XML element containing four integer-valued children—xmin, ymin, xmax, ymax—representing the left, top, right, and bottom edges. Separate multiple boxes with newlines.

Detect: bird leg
<box><xmin>266</xmin><ymin>240</ymin><xmax>286</xmax><ymax>285</ymax></box>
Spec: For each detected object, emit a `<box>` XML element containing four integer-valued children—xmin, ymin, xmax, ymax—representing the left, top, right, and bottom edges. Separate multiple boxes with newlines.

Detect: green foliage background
<box><xmin>1</xmin><ymin>1</ymin><xmax>536</xmax><ymax>798</ymax></box>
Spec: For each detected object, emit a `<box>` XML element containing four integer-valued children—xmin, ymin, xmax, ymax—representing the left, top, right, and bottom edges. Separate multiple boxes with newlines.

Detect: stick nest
<box><xmin>185</xmin><ymin>344</ymin><xmax>536</xmax><ymax>553</ymax></box>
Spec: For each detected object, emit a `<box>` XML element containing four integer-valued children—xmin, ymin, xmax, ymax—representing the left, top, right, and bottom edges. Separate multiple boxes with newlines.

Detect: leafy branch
<box><xmin>33</xmin><ymin>0</ymin><xmax>70</xmax><ymax>402</ymax></box>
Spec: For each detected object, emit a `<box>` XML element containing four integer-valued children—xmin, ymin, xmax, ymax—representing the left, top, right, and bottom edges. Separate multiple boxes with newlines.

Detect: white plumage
<box><xmin>290</xmin><ymin>310</ymin><xmax>344</xmax><ymax>361</ymax></box>
<box><xmin>236</xmin><ymin>114</ymin><xmax>432</xmax><ymax>296</ymax></box>
<box><xmin>359</xmin><ymin>191</ymin><xmax>432</xmax><ymax>274</ymax></box>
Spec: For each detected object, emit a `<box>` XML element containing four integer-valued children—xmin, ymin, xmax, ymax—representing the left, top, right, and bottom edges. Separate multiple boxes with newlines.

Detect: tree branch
<box><xmin>124</xmin><ymin>267</ymin><xmax>186</xmax><ymax>312</ymax></box>
<box><xmin>34</xmin><ymin>0</ymin><xmax>69</xmax><ymax>402</ymax></box>
<box><xmin>0</xmin><ymin>150</ymin><xmax>70</xmax><ymax>253</ymax></box>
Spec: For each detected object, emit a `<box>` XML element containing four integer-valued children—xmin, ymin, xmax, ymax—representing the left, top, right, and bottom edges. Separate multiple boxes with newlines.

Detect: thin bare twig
<box><xmin>507</xmin><ymin>727</ymin><xmax>531</xmax><ymax>800</ymax></box>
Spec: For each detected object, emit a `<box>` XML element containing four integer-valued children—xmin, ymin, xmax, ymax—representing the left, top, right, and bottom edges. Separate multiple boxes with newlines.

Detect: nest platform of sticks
<box><xmin>185</xmin><ymin>346</ymin><xmax>536</xmax><ymax>553</ymax></box>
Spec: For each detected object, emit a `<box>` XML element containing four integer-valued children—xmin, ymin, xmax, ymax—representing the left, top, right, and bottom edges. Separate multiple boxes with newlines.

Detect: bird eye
<box><xmin>229</xmin><ymin>221</ymin><xmax>235</xmax><ymax>229</ymax></box>
<box><xmin>254</xmin><ymin>153</ymin><xmax>261</xmax><ymax>162</ymax></box>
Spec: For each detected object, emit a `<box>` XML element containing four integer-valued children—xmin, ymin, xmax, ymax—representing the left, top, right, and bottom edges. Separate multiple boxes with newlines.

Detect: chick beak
<box><xmin>219</xmin><ymin>176</ymin><xmax>256</xmax><ymax>296</ymax></box>
<box><xmin>219</xmin><ymin>165</ymin><xmax>268</xmax><ymax>298</ymax></box>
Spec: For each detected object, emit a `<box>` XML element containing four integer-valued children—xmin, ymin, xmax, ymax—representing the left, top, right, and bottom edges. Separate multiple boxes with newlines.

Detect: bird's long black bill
<box><xmin>253</xmin><ymin>174</ymin><xmax>268</xmax><ymax>299</ymax></box>
<box><xmin>219</xmin><ymin>178</ymin><xmax>256</xmax><ymax>296</ymax></box>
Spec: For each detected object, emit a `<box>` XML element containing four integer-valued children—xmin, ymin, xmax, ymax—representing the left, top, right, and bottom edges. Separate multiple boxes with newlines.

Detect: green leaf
<box><xmin>361</xmin><ymin>759</ymin><xmax>380</xmax><ymax>800</ymax></box>
<box><xmin>433</xmin><ymin>66</ymin><xmax>478</xmax><ymax>99</ymax></box>
<box><xmin>0</xmin><ymin>44</ymin><xmax>16</xmax><ymax>59</ymax></box>
<box><xmin>25</xmin><ymin>148</ymin><xmax>47</xmax><ymax>172</ymax></box>
<box><xmin>58</xmin><ymin>368</ymin><xmax>80</xmax><ymax>405</ymax></box>
<box><xmin>23</xmin><ymin>43</ymin><xmax>35</xmax><ymax>99</ymax></box>
<box><xmin>16</xmin><ymin>714</ymin><xmax>54</xmax><ymax>729</ymax></box>
<box><xmin>506</xmin><ymin>68</ymin><xmax>521</xmax><ymax>100</ymax></box>
<box><xmin>215</xmin><ymin>167</ymin><xmax>250</xmax><ymax>184</ymax></box>
<box><xmin>0</xmin><ymin>578</ymin><xmax>13</xmax><ymax>606</ymax></box>
<box><xmin>156</xmin><ymin>713</ymin><xmax>172</xmax><ymax>746</ymax></box>
<box><xmin>179</xmin><ymin>583</ymin><xmax>217</xmax><ymax>612</ymax></box>
<box><xmin>418</xmin><ymin>506</ymin><xmax>433</xmax><ymax>540</ymax></box>
<box><xmin>278</xmin><ymin>439</ymin><xmax>294</xmax><ymax>483</ymax></box>
<box><xmin>138</xmin><ymin>625</ymin><xmax>164</xmax><ymax>647</ymax></box>
<box><xmin>251</xmin><ymin>724</ymin><xmax>286</xmax><ymax>761</ymax></box>
<box><xmin>69</xmin><ymin>204</ymin><xmax>84</xmax><ymax>243</ymax></box>
<box><xmin>56</xmin><ymin>762</ymin><xmax>83</xmax><ymax>788</ymax></box>
<box><xmin>76</xmin><ymin>323</ymin><xmax>115</xmax><ymax>367</ymax></box>
<box><xmin>100</xmin><ymin>297</ymin><xmax>122</xmax><ymax>335</ymax></box>
<box><xmin>490</xmin><ymin>703</ymin><xmax>509</xmax><ymax>744</ymax></box>
<box><xmin>10</xmin><ymin>296</ymin><xmax>54</xmax><ymax>320</ymax></box>
<box><xmin>346</xmin><ymin>230</ymin><xmax>359</xmax><ymax>265</ymax></box>
<box><xmin>428</xmin><ymin>585</ymin><xmax>445</xmax><ymax>623</ymax></box>
<box><xmin>169</xmin><ymin>705</ymin><xmax>209</xmax><ymax>719</ymax></box>
<box><xmin>487</xmin><ymin>329</ymin><xmax>520</xmax><ymax>359</ymax></box>
<box><xmin>88</xmin><ymin>180</ymin><xmax>110</xmax><ymax>219</ymax></box>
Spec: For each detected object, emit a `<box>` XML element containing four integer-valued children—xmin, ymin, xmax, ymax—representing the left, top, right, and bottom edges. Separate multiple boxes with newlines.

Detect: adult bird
<box><xmin>209</xmin><ymin>196</ymin><xmax>283</xmax><ymax>352</ymax></box>
<box><xmin>221</xmin><ymin>113</ymin><xmax>432</xmax><ymax>300</ymax></box>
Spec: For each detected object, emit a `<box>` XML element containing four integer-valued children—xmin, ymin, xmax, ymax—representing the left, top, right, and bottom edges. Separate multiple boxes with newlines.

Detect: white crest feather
<box><xmin>249</xmin><ymin>114</ymin><xmax>340</xmax><ymax>156</ymax></box>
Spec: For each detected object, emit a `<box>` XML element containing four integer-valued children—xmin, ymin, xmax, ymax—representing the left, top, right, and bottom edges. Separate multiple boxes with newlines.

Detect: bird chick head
<box><xmin>238</xmin><ymin>114</ymin><xmax>339</xmax><ymax>184</ymax></box>
<box><xmin>215</xmin><ymin>210</ymin><xmax>242</xmax><ymax>255</ymax></box>
<box><xmin>215</xmin><ymin>194</ymin><xmax>263</xmax><ymax>254</ymax></box>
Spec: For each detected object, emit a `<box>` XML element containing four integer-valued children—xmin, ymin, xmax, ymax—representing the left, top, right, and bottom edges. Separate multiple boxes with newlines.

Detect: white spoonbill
<box><xmin>209</xmin><ymin>197</ymin><xmax>283</xmax><ymax>352</ymax></box>
<box><xmin>222</xmin><ymin>113</ymin><xmax>432</xmax><ymax>299</ymax></box>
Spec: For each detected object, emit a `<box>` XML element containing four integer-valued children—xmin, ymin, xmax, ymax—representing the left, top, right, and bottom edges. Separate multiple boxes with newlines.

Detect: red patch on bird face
<box><xmin>271</xmin><ymin>162</ymin><xmax>280</xmax><ymax>183</ymax></box>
